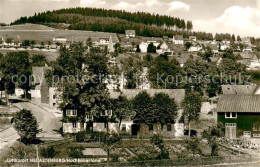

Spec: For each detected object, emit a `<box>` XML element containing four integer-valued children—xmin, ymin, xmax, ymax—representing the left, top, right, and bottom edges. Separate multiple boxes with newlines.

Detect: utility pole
<box><xmin>36</xmin><ymin>145</ymin><xmax>40</xmax><ymax>167</ymax></box>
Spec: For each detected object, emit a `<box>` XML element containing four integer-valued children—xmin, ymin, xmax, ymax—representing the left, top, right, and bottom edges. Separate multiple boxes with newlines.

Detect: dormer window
<box><xmin>66</xmin><ymin>109</ymin><xmax>77</xmax><ymax>117</ymax></box>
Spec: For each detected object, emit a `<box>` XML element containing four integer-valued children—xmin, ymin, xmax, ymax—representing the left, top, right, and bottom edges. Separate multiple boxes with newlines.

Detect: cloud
<box><xmin>169</xmin><ymin>1</ymin><xmax>190</xmax><ymax>11</ymax></box>
<box><xmin>193</xmin><ymin>6</ymin><xmax>260</xmax><ymax>37</ymax></box>
<box><xmin>80</xmin><ymin>0</ymin><xmax>106</xmax><ymax>7</ymax></box>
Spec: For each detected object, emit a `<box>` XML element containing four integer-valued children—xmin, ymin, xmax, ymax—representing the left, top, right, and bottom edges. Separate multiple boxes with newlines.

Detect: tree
<box><xmin>219</xmin><ymin>58</ymin><xmax>247</xmax><ymax>84</ymax></box>
<box><xmin>202</xmin><ymin>123</ymin><xmax>224</xmax><ymax>156</ymax></box>
<box><xmin>231</xmin><ymin>34</ymin><xmax>236</xmax><ymax>41</ymax></box>
<box><xmin>148</xmin><ymin>54</ymin><xmax>181</xmax><ymax>89</ymax></box>
<box><xmin>153</xmin><ymin>93</ymin><xmax>178</xmax><ymax>126</ymax></box>
<box><xmin>184</xmin><ymin>42</ymin><xmax>192</xmax><ymax>50</ymax></box>
<box><xmin>0</xmin><ymin>51</ymin><xmax>31</xmax><ymax>99</ymax></box>
<box><xmin>150</xmin><ymin>134</ymin><xmax>169</xmax><ymax>159</ymax></box>
<box><xmin>132</xmin><ymin>91</ymin><xmax>154</xmax><ymax>124</ymax></box>
<box><xmin>182</xmin><ymin>91</ymin><xmax>202</xmax><ymax>137</ymax></box>
<box><xmin>40</xmin><ymin>146</ymin><xmax>58</xmax><ymax>158</ymax></box>
<box><xmin>31</xmin><ymin>54</ymin><xmax>48</xmax><ymax>66</ymax></box>
<box><xmin>237</xmin><ymin>35</ymin><xmax>242</xmax><ymax>42</ymax></box>
<box><xmin>187</xmin><ymin>21</ymin><xmax>193</xmax><ymax>30</ymax></box>
<box><xmin>86</xmin><ymin>37</ymin><xmax>92</xmax><ymax>47</ymax></box>
<box><xmin>102</xmin><ymin>133</ymin><xmax>122</xmax><ymax>162</ymax></box>
<box><xmin>185</xmin><ymin>137</ymin><xmax>201</xmax><ymax>157</ymax></box>
<box><xmin>136</xmin><ymin>45</ymin><xmax>141</xmax><ymax>53</ymax></box>
<box><xmin>112</xmin><ymin>95</ymin><xmax>132</xmax><ymax>129</ymax></box>
<box><xmin>14</xmin><ymin>109</ymin><xmax>40</xmax><ymax>144</ymax></box>
<box><xmin>121</xmin><ymin>57</ymin><xmax>142</xmax><ymax>89</ymax></box>
<box><xmin>147</xmin><ymin>43</ymin><xmax>156</xmax><ymax>53</ymax></box>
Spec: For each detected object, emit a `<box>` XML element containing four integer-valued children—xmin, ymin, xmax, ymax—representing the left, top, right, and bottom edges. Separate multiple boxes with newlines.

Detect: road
<box><xmin>13</xmin><ymin>102</ymin><xmax>62</xmax><ymax>139</ymax></box>
<box><xmin>0</xmin><ymin>127</ymin><xmax>19</xmax><ymax>157</ymax></box>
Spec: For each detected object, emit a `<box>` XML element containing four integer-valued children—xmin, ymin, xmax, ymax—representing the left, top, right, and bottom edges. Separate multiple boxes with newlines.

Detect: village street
<box><xmin>12</xmin><ymin>100</ymin><xmax>62</xmax><ymax>139</ymax></box>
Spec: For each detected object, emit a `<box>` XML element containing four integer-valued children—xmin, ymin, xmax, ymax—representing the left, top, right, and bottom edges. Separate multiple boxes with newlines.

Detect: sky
<box><xmin>0</xmin><ymin>0</ymin><xmax>260</xmax><ymax>37</ymax></box>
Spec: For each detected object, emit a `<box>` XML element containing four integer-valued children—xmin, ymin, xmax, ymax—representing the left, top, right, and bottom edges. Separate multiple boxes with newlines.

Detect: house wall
<box><xmin>15</xmin><ymin>88</ymin><xmax>24</xmax><ymax>97</ymax></box>
<box><xmin>218</xmin><ymin>112</ymin><xmax>260</xmax><ymax>138</ymax></box>
<box><xmin>93</xmin><ymin>122</ymin><xmax>119</xmax><ymax>133</ymax></box>
<box><xmin>49</xmin><ymin>87</ymin><xmax>59</xmax><ymax>110</ymax></box>
<box><xmin>93</xmin><ymin>121</ymin><xmax>133</xmax><ymax>134</ymax></box>
<box><xmin>138</xmin><ymin>123</ymin><xmax>177</xmax><ymax>138</ymax></box>
<box><xmin>63</xmin><ymin>122</ymin><xmax>81</xmax><ymax>133</ymax></box>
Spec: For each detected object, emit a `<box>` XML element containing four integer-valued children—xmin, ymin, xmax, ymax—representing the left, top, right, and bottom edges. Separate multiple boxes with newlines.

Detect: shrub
<box><xmin>68</xmin><ymin>146</ymin><xmax>84</xmax><ymax>158</ymax></box>
<box><xmin>75</xmin><ymin>131</ymin><xmax>86</xmax><ymax>142</ymax></box>
<box><xmin>40</xmin><ymin>146</ymin><xmax>57</xmax><ymax>158</ymax></box>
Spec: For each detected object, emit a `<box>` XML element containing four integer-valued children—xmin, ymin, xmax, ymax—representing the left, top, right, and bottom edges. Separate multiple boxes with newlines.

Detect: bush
<box><xmin>40</xmin><ymin>146</ymin><xmax>57</xmax><ymax>158</ymax></box>
<box><xmin>68</xmin><ymin>146</ymin><xmax>84</xmax><ymax>158</ymax></box>
<box><xmin>75</xmin><ymin>131</ymin><xmax>86</xmax><ymax>142</ymax></box>
<box><xmin>0</xmin><ymin>99</ymin><xmax>6</xmax><ymax>105</ymax></box>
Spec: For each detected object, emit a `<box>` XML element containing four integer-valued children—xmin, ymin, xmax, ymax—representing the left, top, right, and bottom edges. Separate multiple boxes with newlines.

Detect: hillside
<box><xmin>11</xmin><ymin>7</ymin><xmax>213</xmax><ymax>40</ymax></box>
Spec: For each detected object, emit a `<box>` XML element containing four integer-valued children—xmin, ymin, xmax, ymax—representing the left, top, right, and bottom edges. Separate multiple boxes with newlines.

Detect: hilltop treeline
<box><xmin>11</xmin><ymin>7</ymin><xmax>214</xmax><ymax>39</ymax></box>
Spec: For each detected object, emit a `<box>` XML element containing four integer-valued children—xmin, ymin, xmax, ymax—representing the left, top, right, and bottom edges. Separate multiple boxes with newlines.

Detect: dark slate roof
<box><xmin>221</xmin><ymin>85</ymin><xmax>257</xmax><ymax>95</ymax></box>
<box><xmin>109</xmin><ymin>89</ymin><xmax>185</xmax><ymax>106</ymax></box>
<box><xmin>32</xmin><ymin>66</ymin><xmax>52</xmax><ymax>84</ymax></box>
<box><xmin>216</xmin><ymin>95</ymin><xmax>260</xmax><ymax>113</ymax></box>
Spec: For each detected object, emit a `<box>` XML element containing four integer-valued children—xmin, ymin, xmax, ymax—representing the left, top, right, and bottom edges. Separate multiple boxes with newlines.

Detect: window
<box><xmin>53</xmin><ymin>103</ymin><xmax>56</xmax><ymax>107</ymax></box>
<box><xmin>72</xmin><ymin>110</ymin><xmax>77</xmax><ymax>116</ymax></box>
<box><xmin>66</xmin><ymin>109</ymin><xmax>77</xmax><ymax>116</ymax></box>
<box><xmin>149</xmin><ymin>124</ymin><xmax>153</xmax><ymax>131</ymax></box>
<box><xmin>53</xmin><ymin>95</ymin><xmax>56</xmax><ymax>99</ymax></box>
<box><xmin>161</xmin><ymin>124</ymin><xmax>164</xmax><ymax>130</ymax></box>
<box><xmin>167</xmin><ymin>124</ymin><xmax>172</xmax><ymax>131</ymax></box>
<box><xmin>86</xmin><ymin>115</ymin><xmax>93</xmax><ymax>121</ymax></box>
<box><xmin>121</xmin><ymin>124</ymin><xmax>126</xmax><ymax>132</ymax></box>
<box><xmin>72</xmin><ymin>122</ymin><xmax>77</xmax><ymax>128</ymax></box>
<box><xmin>225</xmin><ymin>112</ymin><xmax>237</xmax><ymax>118</ymax></box>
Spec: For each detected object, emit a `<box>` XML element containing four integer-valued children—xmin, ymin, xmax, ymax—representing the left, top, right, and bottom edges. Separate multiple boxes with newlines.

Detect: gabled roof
<box><xmin>173</xmin><ymin>35</ymin><xmax>183</xmax><ymax>40</ymax></box>
<box><xmin>109</xmin><ymin>89</ymin><xmax>185</xmax><ymax>106</ymax></box>
<box><xmin>125</xmin><ymin>30</ymin><xmax>136</xmax><ymax>35</ymax></box>
<box><xmin>239</xmin><ymin>52</ymin><xmax>258</xmax><ymax>60</ymax></box>
<box><xmin>216</xmin><ymin>95</ymin><xmax>260</xmax><ymax>113</ymax></box>
<box><xmin>209</xmin><ymin>57</ymin><xmax>220</xmax><ymax>62</ymax></box>
<box><xmin>221</xmin><ymin>85</ymin><xmax>257</xmax><ymax>95</ymax></box>
<box><xmin>32</xmin><ymin>66</ymin><xmax>52</xmax><ymax>84</ymax></box>
<box><xmin>208</xmin><ymin>44</ymin><xmax>218</xmax><ymax>50</ymax></box>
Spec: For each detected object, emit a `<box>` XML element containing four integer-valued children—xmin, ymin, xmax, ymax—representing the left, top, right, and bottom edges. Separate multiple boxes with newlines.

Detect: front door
<box><xmin>225</xmin><ymin>123</ymin><xmax>237</xmax><ymax>139</ymax></box>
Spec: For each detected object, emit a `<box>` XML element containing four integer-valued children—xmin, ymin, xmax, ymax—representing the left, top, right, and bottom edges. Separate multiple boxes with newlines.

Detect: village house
<box><xmin>242</xmin><ymin>37</ymin><xmax>251</xmax><ymax>46</ymax></box>
<box><xmin>238</xmin><ymin>52</ymin><xmax>260</xmax><ymax>70</ymax></box>
<box><xmin>53</xmin><ymin>37</ymin><xmax>67</xmax><ymax>43</ymax></box>
<box><xmin>125</xmin><ymin>30</ymin><xmax>136</xmax><ymax>38</ymax></box>
<box><xmin>62</xmin><ymin>89</ymin><xmax>185</xmax><ymax>138</ymax></box>
<box><xmin>217</xmin><ymin>94</ymin><xmax>260</xmax><ymax>139</ymax></box>
<box><xmin>208</xmin><ymin>43</ymin><xmax>219</xmax><ymax>53</ymax></box>
<box><xmin>172</xmin><ymin>35</ymin><xmax>184</xmax><ymax>45</ymax></box>
<box><xmin>189</xmin><ymin>36</ymin><xmax>197</xmax><ymax>41</ymax></box>
<box><xmin>188</xmin><ymin>44</ymin><xmax>202</xmax><ymax>52</ymax></box>
<box><xmin>139</xmin><ymin>42</ymin><xmax>148</xmax><ymax>53</ymax></box>
<box><xmin>209</xmin><ymin>57</ymin><xmax>222</xmax><ymax>66</ymax></box>
<box><xmin>157</xmin><ymin>42</ymin><xmax>170</xmax><ymax>54</ymax></box>
<box><xmin>221</xmin><ymin>85</ymin><xmax>258</xmax><ymax>95</ymax></box>
<box><xmin>31</xmin><ymin>66</ymin><xmax>52</xmax><ymax>103</ymax></box>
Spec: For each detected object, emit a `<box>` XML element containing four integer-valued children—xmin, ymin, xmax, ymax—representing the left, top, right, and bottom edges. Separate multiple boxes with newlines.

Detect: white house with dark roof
<box><xmin>172</xmin><ymin>35</ymin><xmax>184</xmax><ymax>45</ymax></box>
<box><xmin>125</xmin><ymin>30</ymin><xmax>136</xmax><ymax>38</ymax></box>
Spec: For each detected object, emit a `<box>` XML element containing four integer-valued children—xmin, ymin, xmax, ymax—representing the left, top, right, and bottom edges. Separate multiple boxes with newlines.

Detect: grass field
<box><xmin>0</xmin><ymin>23</ymin><xmax>119</xmax><ymax>44</ymax></box>
<box><xmin>0</xmin><ymin>49</ymin><xmax>59</xmax><ymax>62</ymax></box>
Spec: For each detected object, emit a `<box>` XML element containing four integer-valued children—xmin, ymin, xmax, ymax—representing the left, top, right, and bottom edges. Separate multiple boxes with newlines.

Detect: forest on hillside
<box><xmin>11</xmin><ymin>7</ymin><xmax>214</xmax><ymax>39</ymax></box>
